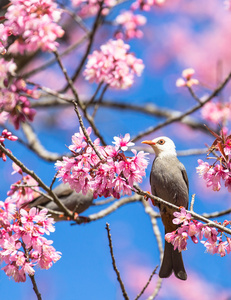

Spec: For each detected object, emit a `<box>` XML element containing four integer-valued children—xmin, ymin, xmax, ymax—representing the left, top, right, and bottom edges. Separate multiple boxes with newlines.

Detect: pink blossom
<box><xmin>217</xmin><ymin>241</ymin><xmax>228</xmax><ymax>257</ymax></box>
<box><xmin>131</xmin><ymin>0</ymin><xmax>165</xmax><ymax>11</ymax></box>
<box><xmin>84</xmin><ymin>39</ymin><xmax>144</xmax><ymax>90</ymax></box>
<box><xmin>176</xmin><ymin>68</ymin><xmax>199</xmax><ymax>88</ymax></box>
<box><xmin>196</xmin><ymin>159</ymin><xmax>210</xmax><ymax>178</ymax></box>
<box><xmin>71</xmin><ymin>0</ymin><xmax>116</xmax><ymax>18</ymax></box>
<box><xmin>165</xmin><ymin>208</ymin><xmax>231</xmax><ymax>257</ymax></box>
<box><xmin>0</xmin><ymin>129</ymin><xmax>18</xmax><ymax>161</ymax></box>
<box><xmin>3</xmin><ymin>0</ymin><xmax>64</xmax><ymax>54</ymax></box>
<box><xmin>113</xmin><ymin>133</ymin><xmax>135</xmax><ymax>151</ymax></box>
<box><xmin>173</xmin><ymin>207</ymin><xmax>191</xmax><ymax>226</ymax></box>
<box><xmin>115</xmin><ymin>11</ymin><xmax>146</xmax><ymax>40</ymax></box>
<box><xmin>8</xmin><ymin>174</ymin><xmax>40</xmax><ymax>208</ymax></box>
<box><xmin>0</xmin><ymin>194</ymin><xmax>61</xmax><ymax>282</ymax></box>
<box><xmin>172</xmin><ymin>231</ymin><xmax>188</xmax><ymax>252</ymax></box>
<box><xmin>0</xmin><ymin>58</ymin><xmax>38</xmax><ymax>129</ymax></box>
<box><xmin>55</xmin><ymin>127</ymin><xmax>149</xmax><ymax>199</ymax></box>
<box><xmin>201</xmin><ymin>101</ymin><xmax>231</xmax><ymax>125</ymax></box>
<box><xmin>202</xmin><ymin>241</ymin><xmax>218</xmax><ymax>255</ymax></box>
<box><xmin>224</xmin><ymin>139</ymin><xmax>231</xmax><ymax>156</ymax></box>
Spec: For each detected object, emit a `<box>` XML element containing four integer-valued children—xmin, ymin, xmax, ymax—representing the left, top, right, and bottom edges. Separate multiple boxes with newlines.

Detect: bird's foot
<box><xmin>143</xmin><ymin>191</ymin><xmax>151</xmax><ymax>201</ymax></box>
<box><xmin>144</xmin><ymin>191</ymin><xmax>156</xmax><ymax>206</ymax></box>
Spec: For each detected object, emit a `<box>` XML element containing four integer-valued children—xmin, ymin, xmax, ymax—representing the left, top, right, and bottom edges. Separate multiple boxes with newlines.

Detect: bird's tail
<box><xmin>159</xmin><ymin>240</ymin><xmax>187</xmax><ymax>280</ymax></box>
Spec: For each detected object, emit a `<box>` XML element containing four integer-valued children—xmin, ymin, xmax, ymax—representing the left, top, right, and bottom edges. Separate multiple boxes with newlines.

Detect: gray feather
<box><xmin>150</xmin><ymin>154</ymin><xmax>188</xmax><ymax>280</ymax></box>
<box><xmin>30</xmin><ymin>183</ymin><xmax>94</xmax><ymax>221</ymax></box>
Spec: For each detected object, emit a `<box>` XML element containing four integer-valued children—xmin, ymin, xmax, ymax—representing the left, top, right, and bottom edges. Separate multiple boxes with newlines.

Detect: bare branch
<box><xmin>72</xmin><ymin>194</ymin><xmax>142</xmax><ymax>224</ymax></box>
<box><xmin>62</xmin><ymin>4</ymin><xmax>104</xmax><ymax>91</ymax></box>
<box><xmin>190</xmin><ymin>194</ymin><xmax>196</xmax><ymax>212</ymax></box>
<box><xmin>29</xmin><ymin>275</ymin><xmax>42</xmax><ymax>300</ymax></box>
<box><xmin>54</xmin><ymin>50</ymin><xmax>107</xmax><ymax>148</ymax></box>
<box><xmin>22</xmin><ymin>34</ymin><xmax>90</xmax><ymax>79</ymax></box>
<box><xmin>134</xmin><ymin>185</ymin><xmax>231</xmax><ymax>235</ymax></box>
<box><xmin>105</xmin><ymin>223</ymin><xmax>129</xmax><ymax>300</ymax></box>
<box><xmin>0</xmin><ymin>144</ymin><xmax>73</xmax><ymax>218</ymax></box>
<box><xmin>132</xmin><ymin>70</ymin><xmax>231</xmax><ymax>142</ymax></box>
<box><xmin>142</xmin><ymin>199</ymin><xmax>163</xmax><ymax>299</ymax></box>
<box><xmin>21</xmin><ymin>122</ymin><xmax>64</xmax><ymax>161</ymax></box>
<box><xmin>134</xmin><ymin>266</ymin><xmax>158</xmax><ymax>300</ymax></box>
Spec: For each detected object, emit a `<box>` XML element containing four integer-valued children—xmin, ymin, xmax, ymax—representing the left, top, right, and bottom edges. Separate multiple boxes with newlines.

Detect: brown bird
<box><xmin>142</xmin><ymin>136</ymin><xmax>188</xmax><ymax>280</ymax></box>
<box><xmin>29</xmin><ymin>183</ymin><xmax>94</xmax><ymax>221</ymax></box>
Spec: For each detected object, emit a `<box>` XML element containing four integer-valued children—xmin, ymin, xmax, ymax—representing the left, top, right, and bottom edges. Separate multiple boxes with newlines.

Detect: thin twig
<box><xmin>22</xmin><ymin>34</ymin><xmax>90</xmax><ymax>79</ymax></box>
<box><xmin>92</xmin><ymin>84</ymin><xmax>109</xmax><ymax>119</ymax></box>
<box><xmin>142</xmin><ymin>199</ymin><xmax>163</xmax><ymax>299</ymax></box>
<box><xmin>134</xmin><ymin>266</ymin><xmax>158</xmax><ymax>300</ymax></box>
<box><xmin>132</xmin><ymin>70</ymin><xmax>231</xmax><ymax>142</ymax></box>
<box><xmin>190</xmin><ymin>194</ymin><xmax>196</xmax><ymax>212</ymax></box>
<box><xmin>54</xmin><ymin>50</ymin><xmax>106</xmax><ymax>149</ymax></box>
<box><xmin>134</xmin><ymin>185</ymin><xmax>231</xmax><ymax>235</ymax></box>
<box><xmin>146</xmin><ymin>278</ymin><xmax>162</xmax><ymax>300</ymax></box>
<box><xmin>105</xmin><ymin>223</ymin><xmax>129</xmax><ymax>300</ymax></box>
<box><xmin>29</xmin><ymin>275</ymin><xmax>42</xmax><ymax>300</ymax></box>
<box><xmin>62</xmin><ymin>4</ymin><xmax>104</xmax><ymax>92</ymax></box>
<box><xmin>72</xmin><ymin>194</ymin><xmax>142</xmax><ymax>225</ymax></box>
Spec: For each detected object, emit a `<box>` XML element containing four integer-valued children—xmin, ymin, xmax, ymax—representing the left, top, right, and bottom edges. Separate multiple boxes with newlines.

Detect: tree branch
<box><xmin>0</xmin><ymin>144</ymin><xmax>73</xmax><ymax>218</ymax></box>
<box><xmin>132</xmin><ymin>70</ymin><xmax>231</xmax><ymax>142</ymax></box>
<box><xmin>134</xmin><ymin>185</ymin><xmax>231</xmax><ymax>235</ymax></box>
<box><xmin>29</xmin><ymin>275</ymin><xmax>42</xmax><ymax>300</ymax></box>
<box><xmin>106</xmin><ymin>223</ymin><xmax>129</xmax><ymax>300</ymax></box>
<box><xmin>134</xmin><ymin>266</ymin><xmax>158</xmax><ymax>300</ymax></box>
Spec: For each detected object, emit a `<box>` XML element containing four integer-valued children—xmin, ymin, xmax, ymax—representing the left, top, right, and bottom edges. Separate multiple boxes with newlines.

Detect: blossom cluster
<box><xmin>0</xmin><ymin>130</ymin><xmax>18</xmax><ymax>161</ymax></box>
<box><xmin>8</xmin><ymin>163</ymin><xmax>40</xmax><ymax>209</ymax></box>
<box><xmin>71</xmin><ymin>0</ymin><xmax>116</xmax><ymax>17</ymax></box>
<box><xmin>2</xmin><ymin>0</ymin><xmax>64</xmax><ymax>54</ymax></box>
<box><xmin>131</xmin><ymin>0</ymin><xmax>165</xmax><ymax>11</ymax></box>
<box><xmin>84</xmin><ymin>39</ymin><xmax>144</xmax><ymax>89</ymax></box>
<box><xmin>165</xmin><ymin>207</ymin><xmax>231</xmax><ymax>257</ymax></box>
<box><xmin>0</xmin><ymin>24</ymin><xmax>8</xmax><ymax>55</ymax></box>
<box><xmin>0</xmin><ymin>58</ymin><xmax>38</xmax><ymax>129</ymax></box>
<box><xmin>55</xmin><ymin>127</ymin><xmax>149</xmax><ymax>199</ymax></box>
<box><xmin>196</xmin><ymin>129</ymin><xmax>231</xmax><ymax>192</ymax></box>
<box><xmin>176</xmin><ymin>68</ymin><xmax>199</xmax><ymax>88</ymax></box>
<box><xmin>114</xmin><ymin>11</ymin><xmax>147</xmax><ymax>40</ymax></box>
<box><xmin>201</xmin><ymin>101</ymin><xmax>231</xmax><ymax>125</ymax></box>
<box><xmin>0</xmin><ymin>197</ymin><xmax>61</xmax><ymax>282</ymax></box>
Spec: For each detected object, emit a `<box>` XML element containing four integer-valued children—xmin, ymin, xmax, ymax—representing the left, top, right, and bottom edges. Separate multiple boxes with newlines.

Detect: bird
<box><xmin>29</xmin><ymin>183</ymin><xmax>94</xmax><ymax>221</ymax></box>
<box><xmin>142</xmin><ymin>136</ymin><xmax>189</xmax><ymax>280</ymax></box>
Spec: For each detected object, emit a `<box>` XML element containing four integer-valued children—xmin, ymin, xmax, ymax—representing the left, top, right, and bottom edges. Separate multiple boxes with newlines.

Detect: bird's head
<box><xmin>141</xmin><ymin>136</ymin><xmax>177</xmax><ymax>158</ymax></box>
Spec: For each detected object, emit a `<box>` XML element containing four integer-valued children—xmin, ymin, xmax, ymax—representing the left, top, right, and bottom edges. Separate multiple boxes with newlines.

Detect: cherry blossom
<box><xmin>131</xmin><ymin>0</ymin><xmax>165</xmax><ymax>11</ymax></box>
<box><xmin>201</xmin><ymin>101</ymin><xmax>231</xmax><ymax>125</ymax></box>
<box><xmin>55</xmin><ymin>127</ymin><xmax>149</xmax><ymax>199</ymax></box>
<box><xmin>112</xmin><ymin>133</ymin><xmax>135</xmax><ymax>151</ymax></box>
<box><xmin>8</xmin><ymin>164</ymin><xmax>40</xmax><ymax>208</ymax></box>
<box><xmin>0</xmin><ymin>196</ymin><xmax>61</xmax><ymax>282</ymax></box>
<box><xmin>196</xmin><ymin>129</ymin><xmax>231</xmax><ymax>193</ymax></box>
<box><xmin>2</xmin><ymin>0</ymin><xmax>64</xmax><ymax>54</ymax></box>
<box><xmin>0</xmin><ymin>58</ymin><xmax>39</xmax><ymax>129</ymax></box>
<box><xmin>84</xmin><ymin>39</ymin><xmax>144</xmax><ymax>89</ymax></box>
<box><xmin>71</xmin><ymin>0</ymin><xmax>116</xmax><ymax>17</ymax></box>
<box><xmin>165</xmin><ymin>207</ymin><xmax>231</xmax><ymax>257</ymax></box>
<box><xmin>114</xmin><ymin>11</ymin><xmax>147</xmax><ymax>40</ymax></box>
<box><xmin>176</xmin><ymin>68</ymin><xmax>199</xmax><ymax>88</ymax></box>
<box><xmin>0</xmin><ymin>130</ymin><xmax>18</xmax><ymax>162</ymax></box>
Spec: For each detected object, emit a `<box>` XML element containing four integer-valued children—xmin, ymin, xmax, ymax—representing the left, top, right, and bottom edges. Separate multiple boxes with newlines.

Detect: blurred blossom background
<box><xmin>1</xmin><ymin>0</ymin><xmax>231</xmax><ymax>299</ymax></box>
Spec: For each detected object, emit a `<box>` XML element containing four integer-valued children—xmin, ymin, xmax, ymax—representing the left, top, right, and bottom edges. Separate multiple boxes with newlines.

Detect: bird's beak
<box><xmin>141</xmin><ymin>140</ymin><xmax>156</xmax><ymax>145</ymax></box>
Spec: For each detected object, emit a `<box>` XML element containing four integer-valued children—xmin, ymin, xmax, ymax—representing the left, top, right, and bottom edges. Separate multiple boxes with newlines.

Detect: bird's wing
<box><xmin>181</xmin><ymin>168</ymin><xmax>189</xmax><ymax>192</ymax></box>
<box><xmin>29</xmin><ymin>183</ymin><xmax>73</xmax><ymax>207</ymax></box>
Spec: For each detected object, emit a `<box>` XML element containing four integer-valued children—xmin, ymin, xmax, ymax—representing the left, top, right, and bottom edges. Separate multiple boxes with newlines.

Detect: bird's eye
<box><xmin>158</xmin><ymin>139</ymin><xmax>165</xmax><ymax>145</ymax></box>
